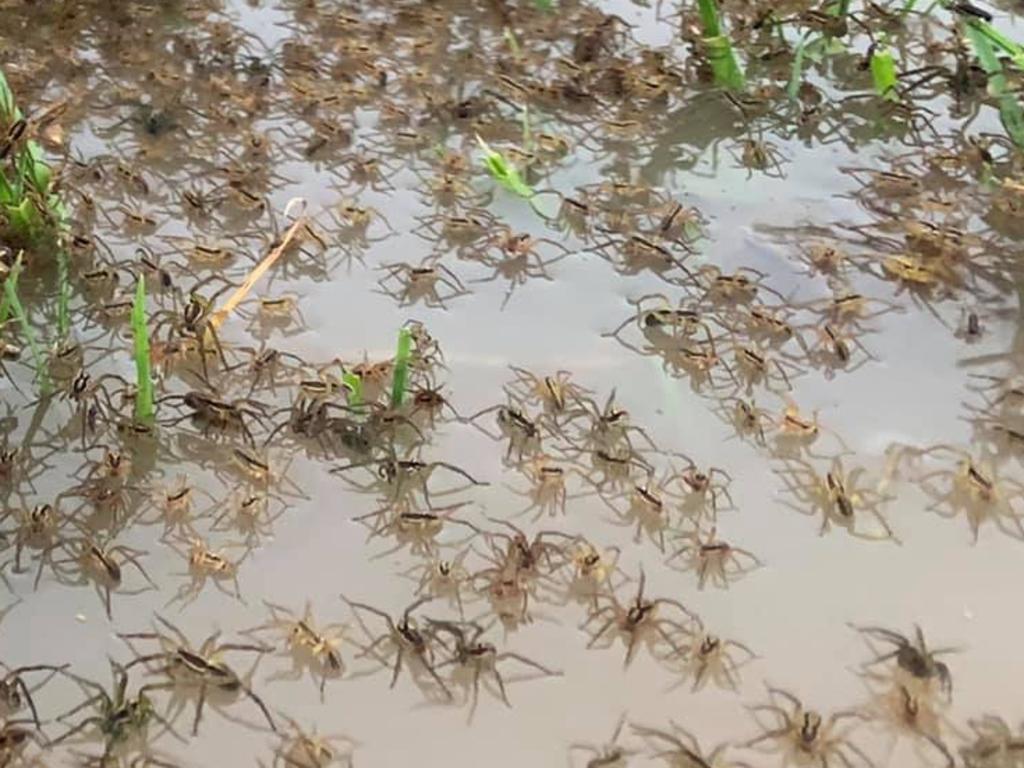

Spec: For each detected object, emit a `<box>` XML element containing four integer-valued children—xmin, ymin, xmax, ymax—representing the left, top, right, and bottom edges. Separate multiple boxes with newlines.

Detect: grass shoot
<box><xmin>131</xmin><ymin>275</ymin><xmax>155</xmax><ymax>424</ymax></box>
<box><xmin>476</xmin><ymin>134</ymin><xmax>534</xmax><ymax>198</ymax></box>
<box><xmin>2</xmin><ymin>254</ymin><xmax>48</xmax><ymax>393</ymax></box>
<box><xmin>964</xmin><ymin>21</ymin><xmax>1024</xmax><ymax>149</ymax></box>
<box><xmin>697</xmin><ymin>0</ymin><xmax>745</xmax><ymax>91</ymax></box>
<box><xmin>870</xmin><ymin>46</ymin><xmax>900</xmax><ymax>102</ymax></box>
<box><xmin>390</xmin><ymin>326</ymin><xmax>413</xmax><ymax>408</ymax></box>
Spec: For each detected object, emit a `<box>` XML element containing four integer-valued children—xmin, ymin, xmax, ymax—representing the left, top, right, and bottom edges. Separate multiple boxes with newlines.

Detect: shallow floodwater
<box><xmin>0</xmin><ymin>0</ymin><xmax>1022</xmax><ymax>766</ymax></box>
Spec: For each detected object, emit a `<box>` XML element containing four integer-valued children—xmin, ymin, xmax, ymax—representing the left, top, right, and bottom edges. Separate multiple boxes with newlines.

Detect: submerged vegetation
<box><xmin>0</xmin><ymin>0</ymin><xmax>1022</xmax><ymax>765</ymax></box>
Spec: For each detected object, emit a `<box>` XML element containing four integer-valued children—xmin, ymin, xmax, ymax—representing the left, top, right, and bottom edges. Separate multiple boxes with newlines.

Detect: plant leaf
<box><xmin>870</xmin><ymin>47</ymin><xmax>900</xmax><ymax>101</ymax></box>
<box><xmin>390</xmin><ymin>327</ymin><xmax>413</xmax><ymax>407</ymax></box>
<box><xmin>132</xmin><ymin>276</ymin><xmax>155</xmax><ymax>424</ymax></box>
<box><xmin>788</xmin><ymin>33</ymin><xmax>813</xmax><ymax>99</ymax></box>
<box><xmin>476</xmin><ymin>134</ymin><xmax>533</xmax><ymax>198</ymax></box>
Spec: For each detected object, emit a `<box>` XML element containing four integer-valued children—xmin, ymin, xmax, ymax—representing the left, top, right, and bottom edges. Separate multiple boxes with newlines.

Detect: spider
<box><xmin>237</xmin><ymin>294</ymin><xmax>308</xmax><ymax>338</ymax></box>
<box><xmin>1</xmin><ymin>503</ymin><xmax>69</xmax><ymax>588</ymax></box>
<box><xmin>507</xmin><ymin>367</ymin><xmax>591</xmax><ymax>418</ymax></box>
<box><xmin>772</xmin><ymin>401</ymin><xmax>848</xmax><ymax>459</ymax></box>
<box><xmin>376</xmin><ymin>259</ymin><xmax>470</xmax><ymax>308</ymax></box>
<box><xmin>583</xmin><ymin>570</ymin><xmax>697</xmax><ymax>668</ymax></box>
<box><xmin>603</xmin><ymin>471</ymin><xmax>681</xmax><ymax>552</ymax></box>
<box><xmin>563</xmin><ymin>539</ymin><xmax>626</xmax><ymax>607</ymax></box>
<box><xmin>469</xmin><ymin>229</ymin><xmax>571</xmax><ymax>309</ymax></box>
<box><xmin>731</xmin><ymin>137</ymin><xmax>787</xmax><ymax>178</ymax></box>
<box><xmin>571</xmin><ymin>389</ymin><xmax>659</xmax><ymax>454</ymax></box>
<box><xmin>675</xmin><ymin>619</ymin><xmax>756</xmax><ymax>692</ymax></box>
<box><xmin>510</xmin><ymin>454</ymin><xmax>584</xmax><ymax>519</ymax></box>
<box><xmin>0</xmin><ymin>662</ymin><xmax>68</xmax><ymax>726</ymax></box>
<box><xmin>586</xmin><ymin>446</ymin><xmax>654</xmax><ymax>493</ymax></box>
<box><xmin>672</xmin><ymin>461</ymin><xmax>735</xmax><ymax>519</ymax></box>
<box><xmin>960</xmin><ymin>715</ymin><xmax>1024</xmax><ymax>768</ymax></box>
<box><xmin>603</xmin><ymin>293</ymin><xmax>716</xmax><ymax>349</ymax></box>
<box><xmin>745</xmin><ymin>687</ymin><xmax>873</xmax><ymax>768</ymax></box>
<box><xmin>51</xmin><ymin>535</ymin><xmax>155</xmax><ymax>620</ymax></box>
<box><xmin>698</xmin><ymin>265</ymin><xmax>786</xmax><ymax>307</ymax></box>
<box><xmin>916</xmin><ymin>445</ymin><xmax>1024</xmax><ymax>543</ymax></box>
<box><xmin>142</xmin><ymin>474</ymin><xmax>214</xmax><ymax>539</ymax></box>
<box><xmin>343</xmin><ymin>596</ymin><xmax>452</xmax><ymax>701</ymax></box>
<box><xmin>118</xmin><ymin>616</ymin><xmax>276</xmax><ymax>735</ymax></box>
<box><xmin>853</xmin><ymin>625</ymin><xmax>956</xmax><ymax>702</ymax></box>
<box><xmin>428</xmin><ymin>619</ymin><xmax>559</xmax><ymax>719</ymax></box>
<box><xmin>859</xmin><ymin>678</ymin><xmax>955</xmax><ymax>768</ymax></box>
<box><xmin>402</xmin><ymin>548</ymin><xmax>473</xmax><ymax>615</ymax></box>
<box><xmin>569</xmin><ymin>714</ymin><xmax>636</xmax><ymax>768</ymax></box>
<box><xmin>331</xmin><ymin>456</ymin><xmax>486</xmax><ymax>510</ymax></box>
<box><xmin>806</xmin><ymin>323</ymin><xmax>877</xmax><ymax>378</ymax></box>
<box><xmin>167</xmin><ymin>537</ymin><xmax>248</xmax><ymax>606</ymax></box>
<box><xmin>52</xmin><ymin>661</ymin><xmax>181</xmax><ymax>766</ymax></box>
<box><xmin>632</xmin><ymin>720</ymin><xmax>745</xmax><ymax>768</ymax></box>
<box><xmin>150</xmin><ymin>279</ymin><xmax>235</xmax><ymax>377</ymax></box>
<box><xmin>731</xmin><ymin>344</ymin><xmax>800</xmax><ymax>393</ymax></box>
<box><xmin>354</xmin><ymin>502</ymin><xmax>475</xmax><ymax>558</ymax></box>
<box><xmin>244</xmin><ymin>600</ymin><xmax>348</xmax><ymax>700</ymax></box>
<box><xmin>467</xmin><ymin>402</ymin><xmax>546</xmax><ymax>461</ymax></box>
<box><xmin>774</xmin><ymin>457</ymin><xmax>898</xmax><ymax>543</ymax></box>
<box><xmin>667</xmin><ymin>524</ymin><xmax>761</xmax><ymax>589</ymax></box>
<box><xmin>271</xmin><ymin>716</ymin><xmax>356</xmax><ymax>768</ymax></box>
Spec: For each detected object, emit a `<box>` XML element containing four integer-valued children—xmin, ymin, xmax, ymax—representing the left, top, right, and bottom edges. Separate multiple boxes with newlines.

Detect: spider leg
<box><xmin>191</xmin><ymin>682</ymin><xmax>208</xmax><ymax>735</ymax></box>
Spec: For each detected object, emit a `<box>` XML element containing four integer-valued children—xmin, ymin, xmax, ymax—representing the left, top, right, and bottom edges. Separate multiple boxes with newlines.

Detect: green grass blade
<box><xmin>964</xmin><ymin>22</ymin><xmax>1024</xmax><ymax>149</ymax></box>
<box><xmin>56</xmin><ymin>246</ymin><xmax>70</xmax><ymax>339</ymax></box>
<box><xmin>390</xmin><ymin>327</ymin><xmax>413</xmax><ymax>408</ymax></box>
<box><xmin>532</xmin><ymin>0</ymin><xmax>553</xmax><ymax>10</ymax></box>
<box><xmin>342</xmin><ymin>370</ymin><xmax>363</xmax><ymax>407</ymax></box>
<box><xmin>476</xmin><ymin>134</ymin><xmax>533</xmax><ymax>198</ymax></box>
<box><xmin>0</xmin><ymin>257</ymin><xmax>16</xmax><ymax>325</ymax></box>
<box><xmin>705</xmin><ymin>35</ymin><xmax>746</xmax><ymax>90</ymax></box>
<box><xmin>0</xmin><ymin>68</ymin><xmax>14</xmax><ymax>121</ymax></box>
<box><xmin>870</xmin><ymin>47</ymin><xmax>900</xmax><ymax>101</ymax></box>
<box><xmin>788</xmin><ymin>33</ymin><xmax>813</xmax><ymax>99</ymax></box>
<box><xmin>972</xmin><ymin>20</ymin><xmax>1024</xmax><ymax>68</ymax></box>
<box><xmin>131</xmin><ymin>276</ymin><xmax>155</xmax><ymax>424</ymax></box>
<box><xmin>697</xmin><ymin>0</ymin><xmax>722</xmax><ymax>37</ymax></box>
<box><xmin>3</xmin><ymin>259</ymin><xmax>49</xmax><ymax>393</ymax></box>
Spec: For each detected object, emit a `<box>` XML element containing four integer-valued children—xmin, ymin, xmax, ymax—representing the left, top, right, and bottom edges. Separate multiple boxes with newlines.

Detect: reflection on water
<box><xmin>0</xmin><ymin>0</ymin><xmax>1022</xmax><ymax>766</ymax></box>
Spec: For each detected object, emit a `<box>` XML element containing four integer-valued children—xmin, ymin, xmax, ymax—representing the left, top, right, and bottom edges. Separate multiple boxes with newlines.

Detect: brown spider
<box><xmin>960</xmin><ymin>715</ymin><xmax>1024</xmax><ymax>768</ymax></box>
<box><xmin>376</xmin><ymin>259</ymin><xmax>470</xmax><ymax>308</ymax></box>
<box><xmin>428</xmin><ymin>619</ymin><xmax>559</xmax><ymax>718</ymax></box>
<box><xmin>667</xmin><ymin>524</ymin><xmax>761</xmax><ymax>589</ymax></box>
<box><xmin>244</xmin><ymin>600</ymin><xmax>348</xmax><ymax>700</ymax></box>
<box><xmin>731</xmin><ymin>137</ymin><xmax>787</xmax><ymax>178</ymax></box>
<box><xmin>507</xmin><ymin>366</ymin><xmax>591</xmax><ymax>418</ymax></box>
<box><xmin>632</xmin><ymin>720</ymin><xmax>749</xmax><ymax>768</ymax></box>
<box><xmin>774</xmin><ymin>457</ymin><xmax>898</xmax><ymax>543</ymax></box>
<box><xmin>675</xmin><ymin>619</ymin><xmax>756</xmax><ymax>692</ymax></box>
<box><xmin>853</xmin><ymin>624</ymin><xmax>957</xmax><ymax>702</ymax></box>
<box><xmin>745</xmin><ymin>687</ymin><xmax>873</xmax><ymax>767</ymax></box>
<box><xmin>343</xmin><ymin>596</ymin><xmax>452</xmax><ymax>701</ymax></box>
<box><xmin>916</xmin><ymin>445</ymin><xmax>1024</xmax><ymax>543</ymax></box>
<box><xmin>583</xmin><ymin>570</ymin><xmax>697</xmax><ymax>667</ymax></box>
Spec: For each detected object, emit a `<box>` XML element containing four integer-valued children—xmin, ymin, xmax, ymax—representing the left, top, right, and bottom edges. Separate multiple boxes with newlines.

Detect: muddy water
<box><xmin>0</xmin><ymin>0</ymin><xmax>1021</xmax><ymax>766</ymax></box>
